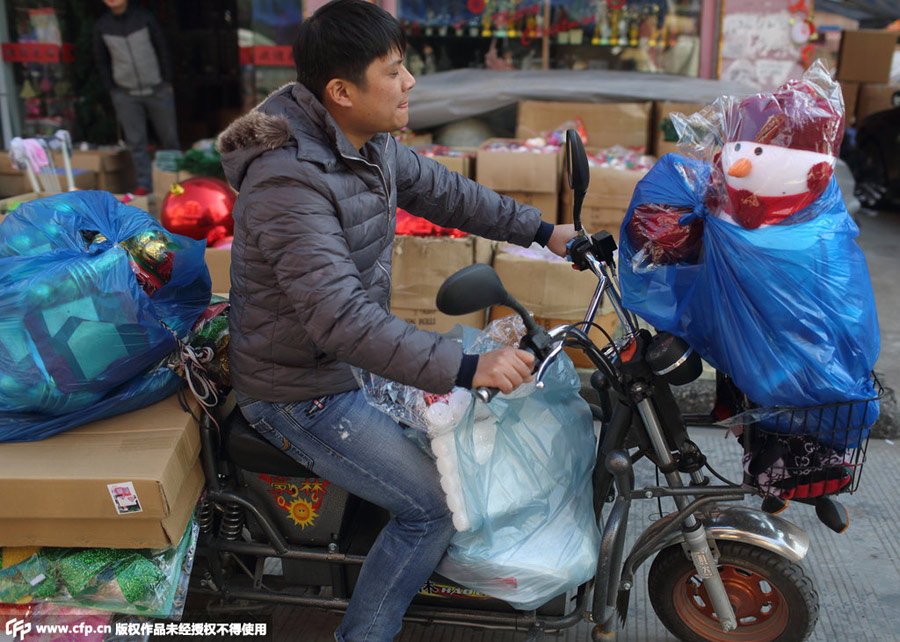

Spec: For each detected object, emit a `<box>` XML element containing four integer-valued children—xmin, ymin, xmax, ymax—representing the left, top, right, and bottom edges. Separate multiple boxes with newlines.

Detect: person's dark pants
<box><xmin>110</xmin><ymin>83</ymin><xmax>180</xmax><ymax>191</ymax></box>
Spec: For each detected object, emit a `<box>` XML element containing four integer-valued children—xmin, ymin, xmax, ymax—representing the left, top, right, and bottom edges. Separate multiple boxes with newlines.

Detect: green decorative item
<box><xmin>0</xmin><ymin>519</ymin><xmax>198</xmax><ymax>617</ymax></box>
<box><xmin>177</xmin><ymin>148</ymin><xmax>225</xmax><ymax>178</ymax></box>
<box><xmin>57</xmin><ymin>548</ymin><xmax>133</xmax><ymax>596</ymax></box>
<box><xmin>115</xmin><ymin>556</ymin><xmax>166</xmax><ymax>604</ymax></box>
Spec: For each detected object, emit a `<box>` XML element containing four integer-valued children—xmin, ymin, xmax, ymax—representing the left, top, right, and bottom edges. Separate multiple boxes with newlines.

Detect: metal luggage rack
<box><xmin>738</xmin><ymin>373</ymin><xmax>884</xmax><ymax>498</ymax></box>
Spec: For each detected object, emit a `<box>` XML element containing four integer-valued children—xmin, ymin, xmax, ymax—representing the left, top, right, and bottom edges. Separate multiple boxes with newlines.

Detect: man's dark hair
<box><xmin>293</xmin><ymin>0</ymin><xmax>407</xmax><ymax>100</ymax></box>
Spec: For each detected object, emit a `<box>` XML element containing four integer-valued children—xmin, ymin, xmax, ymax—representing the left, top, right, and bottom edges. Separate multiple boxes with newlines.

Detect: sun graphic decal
<box><xmin>259</xmin><ymin>475</ymin><xmax>329</xmax><ymax>529</ymax></box>
<box><xmin>286</xmin><ymin>498</ymin><xmax>318</xmax><ymax>529</ymax></box>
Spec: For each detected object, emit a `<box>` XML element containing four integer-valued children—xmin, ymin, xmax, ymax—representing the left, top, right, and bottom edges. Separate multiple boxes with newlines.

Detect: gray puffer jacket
<box><xmin>216</xmin><ymin>83</ymin><xmax>542</xmax><ymax>403</ymax></box>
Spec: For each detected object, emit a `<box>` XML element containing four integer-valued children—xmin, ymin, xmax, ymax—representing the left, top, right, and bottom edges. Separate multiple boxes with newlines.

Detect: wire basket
<box><xmin>740</xmin><ymin>375</ymin><xmax>883</xmax><ymax>499</ymax></box>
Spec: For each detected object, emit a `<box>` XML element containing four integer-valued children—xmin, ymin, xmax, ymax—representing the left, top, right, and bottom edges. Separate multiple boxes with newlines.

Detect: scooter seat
<box><xmin>222</xmin><ymin>405</ymin><xmax>320</xmax><ymax>478</ymax></box>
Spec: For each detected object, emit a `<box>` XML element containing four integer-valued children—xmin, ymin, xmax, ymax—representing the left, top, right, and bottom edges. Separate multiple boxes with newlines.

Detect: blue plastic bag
<box><xmin>619</xmin><ymin>155</ymin><xmax>879</xmax><ymax>448</ymax></box>
<box><xmin>0</xmin><ymin>191</ymin><xmax>211</xmax><ymax>442</ymax></box>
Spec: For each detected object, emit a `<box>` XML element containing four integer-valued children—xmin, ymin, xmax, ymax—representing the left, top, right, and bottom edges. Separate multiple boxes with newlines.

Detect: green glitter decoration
<box><xmin>55</xmin><ymin>548</ymin><xmax>132</xmax><ymax>596</ymax></box>
<box><xmin>115</xmin><ymin>556</ymin><xmax>164</xmax><ymax>604</ymax></box>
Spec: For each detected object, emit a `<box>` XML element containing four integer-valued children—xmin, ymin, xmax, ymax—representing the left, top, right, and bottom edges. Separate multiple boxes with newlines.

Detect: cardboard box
<box><xmin>560</xmin><ymin>163</ymin><xmax>650</xmax><ymax>238</ymax></box>
<box><xmin>115</xmin><ymin>193</ymin><xmax>150</xmax><ymax>214</ymax></box>
<box><xmin>0</xmin><ymin>463</ymin><xmax>204</xmax><ymax>549</ymax></box>
<box><xmin>0</xmin><ymin>394</ymin><xmax>203</xmax><ymax>548</ymax></box>
<box><xmin>499</xmin><ymin>190</ymin><xmax>559</xmax><ymax>225</ymax></box>
<box><xmin>837</xmin><ymin>30</ymin><xmax>898</xmax><ymax>84</ymax></box>
<box><xmin>492</xmin><ymin>246</ymin><xmax>613</xmax><ymax>320</ymax></box>
<box><xmin>476</xmin><ymin>139</ymin><xmax>562</xmax><ymax>194</ymax></box>
<box><xmin>393</xmin><ymin>307</ymin><xmax>486</xmax><ymax>334</ymax></box>
<box><xmin>0</xmin><ymin>169</ymin><xmax>97</xmax><ymax>198</ymax></box>
<box><xmin>412</xmin><ymin>145</ymin><xmax>477</xmax><ymax>179</ymax></box>
<box><xmin>489</xmin><ymin>305</ymin><xmax>619</xmax><ymax>369</ymax></box>
<box><xmin>206</xmin><ymin>247</ymin><xmax>232</xmax><ymax>293</ymax></box>
<box><xmin>391</xmin><ymin>234</ymin><xmax>484</xmax><ymax>332</ymax></box>
<box><xmin>516</xmin><ymin>100</ymin><xmax>654</xmax><ymax>152</ymax></box>
<box><xmin>563</xmin><ymin>205</ymin><xmax>630</xmax><ymax>241</ymax></box>
<box><xmin>841</xmin><ymin>81</ymin><xmax>860</xmax><ymax>127</ymax></box>
<box><xmin>855</xmin><ymin>83</ymin><xmax>900</xmax><ymax>124</ymax></box>
<box><xmin>653</xmin><ymin>101</ymin><xmax>707</xmax><ymax>157</ymax></box>
<box><xmin>491</xmin><ymin>247</ymin><xmax>619</xmax><ymax>368</ymax></box>
<box><xmin>152</xmin><ymin>167</ymin><xmax>197</xmax><ymax>207</ymax></box>
<box><xmin>70</xmin><ymin>149</ymin><xmax>135</xmax><ymax>193</ymax></box>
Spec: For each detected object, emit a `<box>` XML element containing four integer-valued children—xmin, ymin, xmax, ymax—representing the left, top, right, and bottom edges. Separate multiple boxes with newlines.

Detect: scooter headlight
<box><xmin>646</xmin><ymin>332</ymin><xmax>702</xmax><ymax>386</ymax></box>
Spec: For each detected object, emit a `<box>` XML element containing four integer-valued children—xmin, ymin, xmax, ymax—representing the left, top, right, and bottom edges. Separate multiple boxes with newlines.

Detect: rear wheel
<box><xmin>647</xmin><ymin>542</ymin><xmax>818</xmax><ymax>642</ymax></box>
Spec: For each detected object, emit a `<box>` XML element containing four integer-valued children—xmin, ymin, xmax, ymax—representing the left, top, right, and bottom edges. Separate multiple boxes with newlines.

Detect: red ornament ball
<box><xmin>160</xmin><ymin>177</ymin><xmax>235</xmax><ymax>245</ymax></box>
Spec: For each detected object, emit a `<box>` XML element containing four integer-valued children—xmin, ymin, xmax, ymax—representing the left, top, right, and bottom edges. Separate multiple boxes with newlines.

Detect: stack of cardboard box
<box><xmin>70</xmin><ymin>148</ymin><xmax>135</xmax><ymax>194</ymax></box>
<box><xmin>651</xmin><ymin>101</ymin><xmax>707</xmax><ymax>158</ymax></box>
<box><xmin>0</xmin><ymin>152</ymin><xmax>97</xmax><ymax>198</ymax></box>
<box><xmin>476</xmin><ymin>139</ymin><xmax>562</xmax><ymax>224</ymax></box>
<box><xmin>836</xmin><ymin>29</ymin><xmax>899</xmax><ymax>127</ymax></box>
<box><xmin>516</xmin><ymin>101</ymin><xmax>656</xmax><ymax>238</ymax></box>
<box><xmin>391</xmin><ymin>233</ymin><xmax>493</xmax><ymax>333</ymax></box>
<box><xmin>490</xmin><ymin>245</ymin><xmax>619</xmax><ymax>368</ymax></box>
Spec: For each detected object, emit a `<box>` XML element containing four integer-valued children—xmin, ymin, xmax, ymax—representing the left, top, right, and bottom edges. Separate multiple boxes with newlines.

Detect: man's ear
<box><xmin>324</xmin><ymin>78</ymin><xmax>353</xmax><ymax>109</ymax></box>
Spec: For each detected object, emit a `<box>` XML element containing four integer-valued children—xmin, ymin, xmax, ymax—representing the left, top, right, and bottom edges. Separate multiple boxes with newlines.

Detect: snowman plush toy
<box><xmin>718</xmin><ymin>71</ymin><xmax>844</xmax><ymax>229</ymax></box>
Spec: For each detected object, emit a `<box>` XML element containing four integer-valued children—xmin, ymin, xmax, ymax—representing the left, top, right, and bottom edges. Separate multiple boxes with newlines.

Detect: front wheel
<box><xmin>647</xmin><ymin>541</ymin><xmax>818</xmax><ymax>642</ymax></box>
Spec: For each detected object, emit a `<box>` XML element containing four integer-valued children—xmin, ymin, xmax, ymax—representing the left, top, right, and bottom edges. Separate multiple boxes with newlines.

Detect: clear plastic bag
<box><xmin>671</xmin><ymin>59</ymin><xmax>844</xmax><ymax>229</ymax></box>
<box><xmin>356</xmin><ymin>318</ymin><xmax>600</xmax><ymax>610</ymax></box>
<box><xmin>0</xmin><ymin>519</ymin><xmax>199</xmax><ymax>619</ymax></box>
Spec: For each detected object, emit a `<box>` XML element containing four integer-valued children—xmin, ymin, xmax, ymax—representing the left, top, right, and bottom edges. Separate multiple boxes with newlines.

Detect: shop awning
<box><xmin>408</xmin><ymin>69</ymin><xmax>755</xmax><ymax>130</ymax></box>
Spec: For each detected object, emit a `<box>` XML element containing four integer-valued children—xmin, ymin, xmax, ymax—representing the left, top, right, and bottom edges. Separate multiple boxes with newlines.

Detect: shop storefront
<box><xmin>0</xmin><ymin>0</ymin><xmax>878</xmax><ymax>150</ymax></box>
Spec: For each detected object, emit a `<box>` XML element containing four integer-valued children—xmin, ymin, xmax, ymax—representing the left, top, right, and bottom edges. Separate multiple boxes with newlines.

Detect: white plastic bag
<box><xmin>355</xmin><ymin>318</ymin><xmax>601</xmax><ymax>610</ymax></box>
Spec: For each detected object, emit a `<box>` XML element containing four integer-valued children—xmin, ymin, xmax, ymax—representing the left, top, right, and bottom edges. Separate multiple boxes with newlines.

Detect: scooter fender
<box><xmin>622</xmin><ymin>504</ymin><xmax>810</xmax><ymax>582</ymax></box>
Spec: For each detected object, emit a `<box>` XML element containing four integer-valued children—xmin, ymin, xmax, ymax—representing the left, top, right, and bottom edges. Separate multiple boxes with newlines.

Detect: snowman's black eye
<box><xmin>754</xmin><ymin>147</ymin><xmax>763</xmax><ymax>155</ymax></box>
<box><xmin>734</xmin><ymin>143</ymin><xmax>741</xmax><ymax>151</ymax></box>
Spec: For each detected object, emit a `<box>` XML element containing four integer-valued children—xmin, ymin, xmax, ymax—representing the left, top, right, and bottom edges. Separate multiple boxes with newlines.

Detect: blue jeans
<box><xmin>236</xmin><ymin>389</ymin><xmax>455</xmax><ymax>642</ymax></box>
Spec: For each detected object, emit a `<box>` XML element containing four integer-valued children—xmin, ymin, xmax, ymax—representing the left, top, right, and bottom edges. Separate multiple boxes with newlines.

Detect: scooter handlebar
<box><xmin>475</xmin><ymin>387</ymin><xmax>500</xmax><ymax>403</ymax></box>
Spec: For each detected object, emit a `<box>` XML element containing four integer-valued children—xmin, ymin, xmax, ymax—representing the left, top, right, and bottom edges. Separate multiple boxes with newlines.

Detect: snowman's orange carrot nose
<box><xmin>728</xmin><ymin>157</ymin><xmax>752</xmax><ymax>177</ymax></box>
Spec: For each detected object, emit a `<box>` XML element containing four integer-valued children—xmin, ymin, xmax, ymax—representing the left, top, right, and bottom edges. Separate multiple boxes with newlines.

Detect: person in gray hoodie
<box><xmin>93</xmin><ymin>0</ymin><xmax>180</xmax><ymax>194</ymax></box>
<box><xmin>216</xmin><ymin>1</ymin><xmax>576</xmax><ymax>640</ymax></box>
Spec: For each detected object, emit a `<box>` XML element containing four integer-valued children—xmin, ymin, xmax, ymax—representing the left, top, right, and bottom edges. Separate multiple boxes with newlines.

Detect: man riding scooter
<box><xmin>215</xmin><ymin>1</ymin><xmax>577</xmax><ymax>639</ymax></box>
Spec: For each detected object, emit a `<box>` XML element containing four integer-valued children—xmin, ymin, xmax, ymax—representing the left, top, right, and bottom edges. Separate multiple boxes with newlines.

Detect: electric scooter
<box><xmin>189</xmin><ymin>129</ymin><xmax>878</xmax><ymax>641</ymax></box>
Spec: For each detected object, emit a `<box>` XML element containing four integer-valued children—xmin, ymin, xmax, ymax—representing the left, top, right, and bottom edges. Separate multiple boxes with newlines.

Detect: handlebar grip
<box><xmin>475</xmin><ymin>387</ymin><xmax>500</xmax><ymax>403</ymax></box>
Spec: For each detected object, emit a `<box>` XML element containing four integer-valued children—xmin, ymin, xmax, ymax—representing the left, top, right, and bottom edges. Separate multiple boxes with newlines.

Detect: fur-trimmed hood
<box><xmin>215</xmin><ymin>82</ymin><xmax>364</xmax><ymax>192</ymax></box>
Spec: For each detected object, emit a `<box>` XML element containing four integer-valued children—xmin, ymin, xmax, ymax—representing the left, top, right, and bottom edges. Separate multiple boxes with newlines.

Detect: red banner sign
<box><xmin>1</xmin><ymin>42</ymin><xmax>74</xmax><ymax>63</ymax></box>
<box><xmin>238</xmin><ymin>46</ymin><xmax>294</xmax><ymax>67</ymax></box>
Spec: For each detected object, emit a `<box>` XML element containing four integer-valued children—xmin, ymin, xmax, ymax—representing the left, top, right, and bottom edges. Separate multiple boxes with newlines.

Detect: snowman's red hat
<box><xmin>729</xmin><ymin>77</ymin><xmax>844</xmax><ymax>157</ymax></box>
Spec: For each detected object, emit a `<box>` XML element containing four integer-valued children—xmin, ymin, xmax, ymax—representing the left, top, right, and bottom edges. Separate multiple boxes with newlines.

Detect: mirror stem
<box><xmin>573</xmin><ymin>191</ymin><xmax>586</xmax><ymax>235</ymax></box>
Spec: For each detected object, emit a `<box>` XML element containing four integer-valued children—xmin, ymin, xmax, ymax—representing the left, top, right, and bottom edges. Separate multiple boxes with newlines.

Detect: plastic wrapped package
<box><xmin>626</xmin><ymin>203</ymin><xmax>703</xmax><ymax>265</ymax></box>
<box><xmin>356</xmin><ymin>318</ymin><xmax>600</xmax><ymax>610</ymax></box>
<box><xmin>671</xmin><ymin>59</ymin><xmax>844</xmax><ymax>229</ymax></box>
<box><xmin>0</xmin><ymin>519</ymin><xmax>199</xmax><ymax>619</ymax></box>
<box><xmin>0</xmin><ymin>604</ymin><xmax>114</xmax><ymax>642</ymax></box>
<box><xmin>0</xmin><ymin>191</ymin><xmax>211</xmax><ymax>442</ymax></box>
<box><xmin>618</xmin><ymin>62</ymin><xmax>880</xmax><ymax>449</ymax></box>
